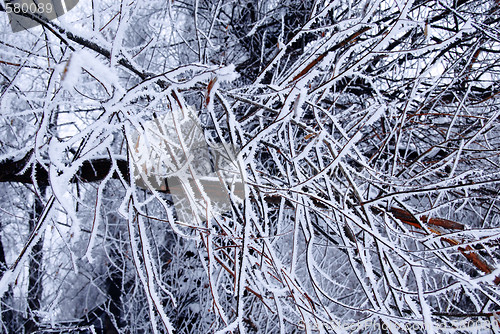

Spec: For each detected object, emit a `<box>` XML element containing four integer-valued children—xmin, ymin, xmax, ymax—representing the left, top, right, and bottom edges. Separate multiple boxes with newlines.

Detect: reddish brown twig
<box><xmin>389</xmin><ymin>207</ymin><xmax>499</xmax><ymax>285</ymax></box>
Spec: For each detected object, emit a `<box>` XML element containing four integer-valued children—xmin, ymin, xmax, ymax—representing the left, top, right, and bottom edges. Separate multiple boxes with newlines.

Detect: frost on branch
<box><xmin>0</xmin><ymin>0</ymin><xmax>499</xmax><ymax>333</ymax></box>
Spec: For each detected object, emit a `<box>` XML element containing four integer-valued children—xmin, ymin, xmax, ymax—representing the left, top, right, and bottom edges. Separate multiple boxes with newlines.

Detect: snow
<box><xmin>413</xmin><ymin>267</ymin><xmax>435</xmax><ymax>334</ymax></box>
<box><xmin>1</xmin><ymin>0</ymin><xmax>499</xmax><ymax>332</ymax></box>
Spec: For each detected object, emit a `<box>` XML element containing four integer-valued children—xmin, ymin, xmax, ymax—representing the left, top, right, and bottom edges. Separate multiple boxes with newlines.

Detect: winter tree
<box><xmin>0</xmin><ymin>0</ymin><xmax>499</xmax><ymax>333</ymax></box>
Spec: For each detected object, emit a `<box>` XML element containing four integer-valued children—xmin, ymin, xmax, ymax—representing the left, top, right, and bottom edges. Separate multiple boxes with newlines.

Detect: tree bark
<box><xmin>24</xmin><ymin>188</ymin><xmax>45</xmax><ymax>334</ymax></box>
<box><xmin>0</xmin><ymin>223</ymin><xmax>16</xmax><ymax>333</ymax></box>
<box><xmin>0</xmin><ymin>153</ymin><xmax>129</xmax><ymax>186</ymax></box>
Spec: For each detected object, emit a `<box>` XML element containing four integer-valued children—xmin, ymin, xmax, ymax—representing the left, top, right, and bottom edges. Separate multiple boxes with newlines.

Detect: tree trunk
<box><xmin>0</xmin><ymin>224</ymin><xmax>16</xmax><ymax>333</ymax></box>
<box><xmin>24</xmin><ymin>189</ymin><xmax>45</xmax><ymax>334</ymax></box>
<box><xmin>104</xmin><ymin>249</ymin><xmax>122</xmax><ymax>334</ymax></box>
